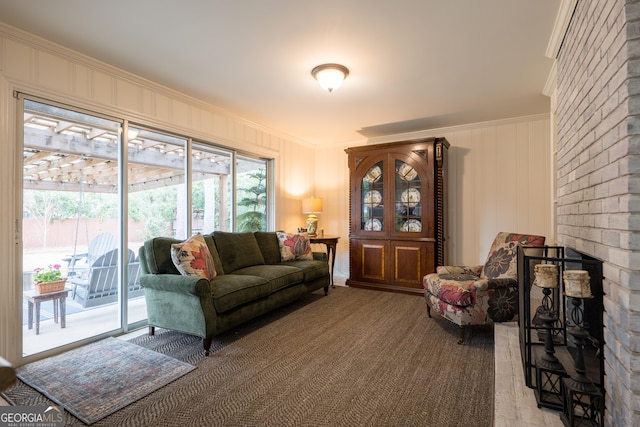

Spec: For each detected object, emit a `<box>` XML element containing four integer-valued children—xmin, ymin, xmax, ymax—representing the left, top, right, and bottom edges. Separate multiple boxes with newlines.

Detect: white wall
<box><xmin>315</xmin><ymin>114</ymin><xmax>553</xmax><ymax>279</ymax></box>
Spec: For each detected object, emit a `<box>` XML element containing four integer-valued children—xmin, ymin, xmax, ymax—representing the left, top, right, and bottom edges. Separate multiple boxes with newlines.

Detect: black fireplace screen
<box><xmin>517</xmin><ymin>245</ymin><xmax>605</xmax><ymax>401</ymax></box>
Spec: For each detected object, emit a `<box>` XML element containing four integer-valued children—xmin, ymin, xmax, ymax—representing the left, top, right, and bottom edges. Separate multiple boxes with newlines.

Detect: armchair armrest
<box><xmin>0</xmin><ymin>357</ymin><xmax>16</xmax><ymax>392</ymax></box>
<box><xmin>436</xmin><ymin>265</ymin><xmax>483</xmax><ymax>276</ymax></box>
<box><xmin>63</xmin><ymin>252</ymin><xmax>89</xmax><ymax>266</ymax></box>
<box><xmin>140</xmin><ymin>274</ymin><xmax>211</xmax><ymax>297</ymax></box>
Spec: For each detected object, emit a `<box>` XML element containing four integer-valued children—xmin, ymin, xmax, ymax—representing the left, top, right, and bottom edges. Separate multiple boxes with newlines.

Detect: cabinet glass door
<box><xmin>361</xmin><ymin>161</ymin><xmax>384</xmax><ymax>231</ymax></box>
<box><xmin>395</xmin><ymin>160</ymin><xmax>422</xmax><ymax>232</ymax></box>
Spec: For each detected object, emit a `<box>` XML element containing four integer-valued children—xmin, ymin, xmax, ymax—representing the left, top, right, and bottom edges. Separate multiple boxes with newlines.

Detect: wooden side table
<box><xmin>23</xmin><ymin>288</ymin><xmax>70</xmax><ymax>335</ymax></box>
<box><xmin>309</xmin><ymin>236</ymin><xmax>340</xmax><ymax>288</ymax></box>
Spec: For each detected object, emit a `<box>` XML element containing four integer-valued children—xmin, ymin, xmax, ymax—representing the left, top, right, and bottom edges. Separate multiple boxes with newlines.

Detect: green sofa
<box><xmin>138</xmin><ymin>231</ymin><xmax>330</xmax><ymax>355</ymax></box>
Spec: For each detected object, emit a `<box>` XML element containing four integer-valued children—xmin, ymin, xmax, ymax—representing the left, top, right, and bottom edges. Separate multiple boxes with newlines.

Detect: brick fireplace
<box><xmin>553</xmin><ymin>0</ymin><xmax>640</xmax><ymax>425</ymax></box>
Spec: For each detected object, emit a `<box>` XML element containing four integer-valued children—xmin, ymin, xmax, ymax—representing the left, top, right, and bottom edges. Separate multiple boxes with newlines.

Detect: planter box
<box><xmin>34</xmin><ymin>279</ymin><xmax>66</xmax><ymax>294</ymax></box>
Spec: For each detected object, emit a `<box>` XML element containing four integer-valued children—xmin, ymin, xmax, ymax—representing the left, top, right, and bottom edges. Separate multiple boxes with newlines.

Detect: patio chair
<box><xmin>64</xmin><ymin>232</ymin><xmax>117</xmax><ymax>277</ymax></box>
<box><xmin>127</xmin><ymin>256</ymin><xmax>144</xmax><ymax>299</ymax></box>
<box><xmin>70</xmin><ymin>248</ymin><xmax>138</xmax><ymax>308</ymax></box>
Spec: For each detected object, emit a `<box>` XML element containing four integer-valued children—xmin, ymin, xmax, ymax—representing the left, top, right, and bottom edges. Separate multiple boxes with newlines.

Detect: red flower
<box><xmin>284</xmin><ymin>235</ymin><xmax>309</xmax><ymax>257</ymax></box>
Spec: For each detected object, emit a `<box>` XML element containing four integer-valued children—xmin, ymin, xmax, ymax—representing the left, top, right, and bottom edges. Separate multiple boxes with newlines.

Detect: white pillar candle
<box><xmin>563</xmin><ymin>270</ymin><xmax>591</xmax><ymax>298</ymax></box>
<box><xmin>534</xmin><ymin>264</ymin><xmax>559</xmax><ymax>288</ymax></box>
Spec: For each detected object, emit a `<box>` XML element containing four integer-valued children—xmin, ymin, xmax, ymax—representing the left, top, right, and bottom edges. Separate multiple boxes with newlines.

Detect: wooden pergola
<box><xmin>23</xmin><ymin>113</ymin><xmax>233</xmax><ymax>193</ymax></box>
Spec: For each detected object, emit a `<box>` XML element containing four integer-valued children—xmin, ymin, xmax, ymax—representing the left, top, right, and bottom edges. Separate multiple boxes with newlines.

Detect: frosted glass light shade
<box><xmin>311</xmin><ymin>64</ymin><xmax>349</xmax><ymax>93</ymax></box>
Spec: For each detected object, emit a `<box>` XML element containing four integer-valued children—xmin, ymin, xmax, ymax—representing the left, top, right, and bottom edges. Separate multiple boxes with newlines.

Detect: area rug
<box><xmin>7</xmin><ymin>337</ymin><xmax>195</xmax><ymax>425</ymax></box>
<box><xmin>3</xmin><ymin>287</ymin><xmax>494</xmax><ymax>426</ymax></box>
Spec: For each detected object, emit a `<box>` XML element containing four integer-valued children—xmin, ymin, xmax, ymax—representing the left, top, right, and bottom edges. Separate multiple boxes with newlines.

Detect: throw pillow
<box><xmin>276</xmin><ymin>232</ymin><xmax>313</xmax><ymax>261</ymax></box>
<box><xmin>170</xmin><ymin>234</ymin><xmax>217</xmax><ymax>280</ymax></box>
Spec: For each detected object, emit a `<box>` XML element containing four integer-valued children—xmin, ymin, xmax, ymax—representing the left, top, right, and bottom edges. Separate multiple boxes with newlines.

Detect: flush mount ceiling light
<box><xmin>311</xmin><ymin>63</ymin><xmax>349</xmax><ymax>93</ymax></box>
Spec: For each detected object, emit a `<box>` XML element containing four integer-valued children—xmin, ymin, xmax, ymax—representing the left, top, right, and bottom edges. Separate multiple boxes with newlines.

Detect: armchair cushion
<box><xmin>424</xmin><ymin>273</ymin><xmax>480</xmax><ymax>307</ymax></box>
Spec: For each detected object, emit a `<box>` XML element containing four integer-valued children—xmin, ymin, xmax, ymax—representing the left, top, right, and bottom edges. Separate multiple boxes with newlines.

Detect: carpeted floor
<box><xmin>4</xmin><ymin>286</ymin><xmax>494</xmax><ymax>426</ymax></box>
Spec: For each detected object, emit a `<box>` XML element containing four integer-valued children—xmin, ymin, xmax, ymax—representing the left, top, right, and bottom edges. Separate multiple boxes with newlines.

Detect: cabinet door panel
<box><xmin>349</xmin><ymin>239</ymin><xmax>387</xmax><ymax>283</ymax></box>
<box><xmin>361</xmin><ymin>242</ymin><xmax>386</xmax><ymax>280</ymax></box>
<box><xmin>391</xmin><ymin>241</ymin><xmax>434</xmax><ymax>289</ymax></box>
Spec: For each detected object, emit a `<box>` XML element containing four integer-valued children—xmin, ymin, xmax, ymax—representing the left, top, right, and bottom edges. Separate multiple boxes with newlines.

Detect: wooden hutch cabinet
<box><xmin>345</xmin><ymin>137</ymin><xmax>449</xmax><ymax>295</ymax></box>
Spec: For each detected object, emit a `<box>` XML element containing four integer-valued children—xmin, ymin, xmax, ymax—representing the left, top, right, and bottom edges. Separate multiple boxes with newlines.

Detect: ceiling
<box><xmin>0</xmin><ymin>0</ymin><xmax>561</xmax><ymax>145</ymax></box>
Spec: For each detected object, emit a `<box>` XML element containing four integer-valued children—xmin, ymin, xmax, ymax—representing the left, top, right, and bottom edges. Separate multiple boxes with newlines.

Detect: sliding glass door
<box><xmin>22</xmin><ymin>98</ymin><xmax>124</xmax><ymax>356</ymax></box>
<box><xmin>20</xmin><ymin>95</ymin><xmax>273</xmax><ymax>357</ymax></box>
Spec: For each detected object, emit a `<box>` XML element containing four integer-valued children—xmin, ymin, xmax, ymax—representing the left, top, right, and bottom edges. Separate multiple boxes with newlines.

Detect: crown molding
<box><xmin>546</xmin><ymin>0</ymin><xmax>579</xmax><ymax>59</ymax></box>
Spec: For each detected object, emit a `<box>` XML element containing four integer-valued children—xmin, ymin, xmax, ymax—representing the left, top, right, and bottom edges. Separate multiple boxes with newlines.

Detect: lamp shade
<box><xmin>302</xmin><ymin>197</ymin><xmax>323</xmax><ymax>214</ymax></box>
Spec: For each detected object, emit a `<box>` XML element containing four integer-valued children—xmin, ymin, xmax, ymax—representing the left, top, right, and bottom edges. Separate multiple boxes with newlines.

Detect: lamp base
<box><xmin>306</xmin><ymin>214</ymin><xmax>318</xmax><ymax>237</ymax></box>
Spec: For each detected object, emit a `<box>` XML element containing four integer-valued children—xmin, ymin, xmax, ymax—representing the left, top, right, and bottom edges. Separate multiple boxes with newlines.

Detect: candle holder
<box><xmin>560</xmin><ymin>295</ymin><xmax>604</xmax><ymax>427</ymax></box>
<box><xmin>532</xmin><ymin>263</ymin><xmax>567</xmax><ymax>410</ymax></box>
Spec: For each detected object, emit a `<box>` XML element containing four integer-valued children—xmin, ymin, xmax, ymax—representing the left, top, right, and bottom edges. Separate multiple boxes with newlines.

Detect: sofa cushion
<box><xmin>276</xmin><ymin>232</ymin><xmax>313</xmax><ymax>261</ymax></box>
<box><xmin>234</xmin><ymin>264</ymin><xmax>304</xmax><ymax>293</ymax></box>
<box><xmin>211</xmin><ymin>274</ymin><xmax>271</xmax><ymax>313</ymax></box>
<box><xmin>202</xmin><ymin>234</ymin><xmax>225</xmax><ymax>275</ymax></box>
<box><xmin>254</xmin><ymin>231</ymin><xmax>281</xmax><ymax>265</ymax></box>
<box><xmin>212</xmin><ymin>231</ymin><xmax>265</xmax><ymax>273</ymax></box>
<box><xmin>170</xmin><ymin>234</ymin><xmax>217</xmax><ymax>280</ymax></box>
<box><xmin>283</xmin><ymin>260</ymin><xmax>329</xmax><ymax>283</ymax></box>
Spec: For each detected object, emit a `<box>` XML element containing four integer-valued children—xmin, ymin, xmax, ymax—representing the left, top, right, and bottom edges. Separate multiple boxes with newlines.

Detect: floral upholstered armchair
<box><xmin>423</xmin><ymin>232</ymin><xmax>545</xmax><ymax>344</ymax></box>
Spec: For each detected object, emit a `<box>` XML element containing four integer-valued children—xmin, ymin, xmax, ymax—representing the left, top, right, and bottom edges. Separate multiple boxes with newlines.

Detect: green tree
<box><xmin>236</xmin><ymin>169</ymin><xmax>267</xmax><ymax>232</ymax></box>
<box><xmin>129</xmin><ymin>186</ymin><xmax>178</xmax><ymax>239</ymax></box>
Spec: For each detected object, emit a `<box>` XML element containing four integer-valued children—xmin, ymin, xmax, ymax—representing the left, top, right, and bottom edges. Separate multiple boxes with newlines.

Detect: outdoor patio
<box><xmin>22</xmin><ymin>293</ymin><xmax>147</xmax><ymax>356</ymax></box>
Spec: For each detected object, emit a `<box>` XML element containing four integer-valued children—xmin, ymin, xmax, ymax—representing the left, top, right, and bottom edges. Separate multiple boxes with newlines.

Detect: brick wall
<box><xmin>555</xmin><ymin>0</ymin><xmax>640</xmax><ymax>425</ymax></box>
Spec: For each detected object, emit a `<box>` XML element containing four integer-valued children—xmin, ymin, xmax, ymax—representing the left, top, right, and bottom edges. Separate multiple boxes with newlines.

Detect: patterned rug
<box><xmin>8</xmin><ymin>337</ymin><xmax>195</xmax><ymax>424</ymax></box>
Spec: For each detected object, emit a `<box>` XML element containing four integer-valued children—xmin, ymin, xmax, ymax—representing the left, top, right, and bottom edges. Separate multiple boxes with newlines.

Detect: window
<box><xmin>235</xmin><ymin>155</ymin><xmax>268</xmax><ymax>232</ymax></box>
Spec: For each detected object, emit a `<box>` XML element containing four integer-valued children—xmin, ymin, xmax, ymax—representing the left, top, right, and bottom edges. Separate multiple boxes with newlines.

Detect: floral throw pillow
<box><xmin>276</xmin><ymin>232</ymin><xmax>313</xmax><ymax>261</ymax></box>
<box><xmin>170</xmin><ymin>234</ymin><xmax>217</xmax><ymax>280</ymax></box>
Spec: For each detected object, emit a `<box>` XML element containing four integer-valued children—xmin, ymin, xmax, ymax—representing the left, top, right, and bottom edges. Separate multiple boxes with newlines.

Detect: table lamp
<box><xmin>302</xmin><ymin>197</ymin><xmax>323</xmax><ymax>237</ymax></box>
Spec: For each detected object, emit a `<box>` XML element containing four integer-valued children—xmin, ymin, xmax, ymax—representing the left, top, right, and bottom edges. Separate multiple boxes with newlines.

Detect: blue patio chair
<box><xmin>64</xmin><ymin>232</ymin><xmax>117</xmax><ymax>277</ymax></box>
<box><xmin>70</xmin><ymin>248</ymin><xmax>139</xmax><ymax>308</ymax></box>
